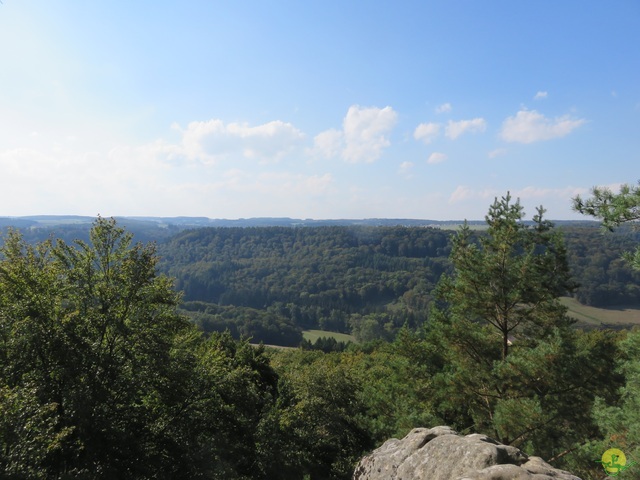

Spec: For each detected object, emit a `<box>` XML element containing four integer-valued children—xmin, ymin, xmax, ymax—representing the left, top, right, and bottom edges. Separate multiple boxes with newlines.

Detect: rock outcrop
<box><xmin>353</xmin><ymin>426</ymin><xmax>581</xmax><ymax>480</ymax></box>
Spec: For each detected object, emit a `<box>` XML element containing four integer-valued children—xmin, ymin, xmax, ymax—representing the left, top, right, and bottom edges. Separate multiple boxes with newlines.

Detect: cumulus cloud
<box><xmin>413</xmin><ymin>122</ymin><xmax>441</xmax><ymax>144</ymax></box>
<box><xmin>435</xmin><ymin>103</ymin><xmax>452</xmax><ymax>114</ymax></box>
<box><xmin>177</xmin><ymin>119</ymin><xmax>305</xmax><ymax>163</ymax></box>
<box><xmin>0</xmin><ymin>116</ymin><xmax>339</xmax><ymax>218</ymax></box>
<box><xmin>342</xmin><ymin>105</ymin><xmax>398</xmax><ymax>163</ymax></box>
<box><xmin>313</xmin><ymin>105</ymin><xmax>398</xmax><ymax>163</ymax></box>
<box><xmin>445</xmin><ymin>118</ymin><xmax>487</xmax><ymax>139</ymax></box>
<box><xmin>427</xmin><ymin>152</ymin><xmax>447</xmax><ymax>164</ymax></box>
<box><xmin>312</xmin><ymin>128</ymin><xmax>343</xmax><ymax>159</ymax></box>
<box><xmin>534</xmin><ymin>91</ymin><xmax>548</xmax><ymax>100</ymax></box>
<box><xmin>500</xmin><ymin>109</ymin><xmax>586</xmax><ymax>143</ymax></box>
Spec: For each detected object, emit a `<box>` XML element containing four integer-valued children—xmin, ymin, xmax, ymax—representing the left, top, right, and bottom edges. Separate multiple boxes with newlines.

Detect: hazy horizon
<box><xmin>0</xmin><ymin>213</ymin><xmax>601</xmax><ymax>224</ymax></box>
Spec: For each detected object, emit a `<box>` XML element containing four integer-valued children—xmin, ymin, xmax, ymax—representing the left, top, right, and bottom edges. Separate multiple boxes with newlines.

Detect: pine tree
<box><xmin>573</xmin><ymin>182</ymin><xmax>640</xmax><ymax>270</ymax></box>
<box><xmin>435</xmin><ymin>193</ymin><xmax>575</xmax><ymax>361</ymax></box>
<box><xmin>574</xmin><ymin>183</ymin><xmax>640</xmax><ymax>474</ymax></box>
<box><xmin>427</xmin><ymin>194</ymin><xmax>615</xmax><ymax>462</ymax></box>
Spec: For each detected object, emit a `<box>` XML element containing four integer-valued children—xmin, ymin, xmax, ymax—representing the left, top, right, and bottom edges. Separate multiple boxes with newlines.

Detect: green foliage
<box><xmin>562</xmin><ymin>226</ymin><xmax>640</xmax><ymax>307</ymax></box>
<box><xmin>2</xmin><ymin>213</ymin><xmax>639</xmax><ymax>478</ymax></box>
<box><xmin>0</xmin><ymin>218</ymin><xmax>193</xmax><ymax>477</ymax></box>
<box><xmin>574</xmin><ymin>182</ymin><xmax>640</xmax><ymax>271</ymax></box>
<box><xmin>0</xmin><ymin>219</ymin><xmax>283</xmax><ymax>479</ymax></box>
<box><xmin>268</xmin><ymin>350</ymin><xmax>374</xmax><ymax>479</ymax></box>
<box><xmin>158</xmin><ymin>226</ymin><xmax>451</xmax><ymax>340</ymax></box>
<box><xmin>567</xmin><ymin>182</ymin><xmax>640</xmax><ymax>477</ymax></box>
<box><xmin>346</xmin><ymin>328</ymin><xmax>441</xmax><ymax>442</ymax></box>
<box><xmin>586</xmin><ymin>328</ymin><xmax>640</xmax><ymax>478</ymax></box>
<box><xmin>435</xmin><ymin>193</ymin><xmax>576</xmax><ymax>361</ymax></box>
<box><xmin>574</xmin><ymin>183</ymin><xmax>640</xmax><ymax>229</ymax></box>
<box><xmin>0</xmin><ymin>385</ymin><xmax>73</xmax><ymax>479</ymax></box>
<box><xmin>428</xmin><ymin>194</ymin><xmax>616</xmax><ymax>463</ymax></box>
<box><xmin>300</xmin><ymin>336</ymin><xmax>351</xmax><ymax>352</ymax></box>
<box><xmin>0</xmin><ymin>218</ymin><xmax>387</xmax><ymax>479</ymax></box>
<box><xmin>5</xmin><ymin>220</ymin><xmax>640</xmax><ymax>341</ymax></box>
<box><xmin>180</xmin><ymin>301</ymin><xmax>303</xmax><ymax>346</ymax></box>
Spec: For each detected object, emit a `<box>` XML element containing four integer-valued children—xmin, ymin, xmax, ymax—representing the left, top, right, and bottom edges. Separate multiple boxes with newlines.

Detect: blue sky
<box><xmin>1</xmin><ymin>1</ymin><xmax>638</xmax><ymax>220</ymax></box>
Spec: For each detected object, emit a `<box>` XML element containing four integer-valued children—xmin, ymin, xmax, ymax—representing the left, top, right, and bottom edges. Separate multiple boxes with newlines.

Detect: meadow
<box><xmin>561</xmin><ymin>296</ymin><xmax>640</xmax><ymax>328</ymax></box>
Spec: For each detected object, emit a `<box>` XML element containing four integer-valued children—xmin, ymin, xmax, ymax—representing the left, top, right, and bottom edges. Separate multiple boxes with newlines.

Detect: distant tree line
<box><xmin>1</xmin><ymin>186</ymin><xmax>639</xmax><ymax>479</ymax></box>
<box><xmin>157</xmin><ymin>226</ymin><xmax>451</xmax><ymax>344</ymax></box>
<box><xmin>563</xmin><ymin>225</ymin><xmax>640</xmax><ymax>306</ymax></box>
<box><xmin>155</xmin><ymin>224</ymin><xmax>640</xmax><ymax>344</ymax></box>
<box><xmin>3</xmin><ymin>220</ymin><xmax>639</xmax><ymax>347</ymax></box>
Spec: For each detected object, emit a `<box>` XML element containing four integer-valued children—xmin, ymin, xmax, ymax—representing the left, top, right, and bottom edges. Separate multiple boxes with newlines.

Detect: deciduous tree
<box><xmin>0</xmin><ymin>218</ymin><xmax>282</xmax><ymax>479</ymax></box>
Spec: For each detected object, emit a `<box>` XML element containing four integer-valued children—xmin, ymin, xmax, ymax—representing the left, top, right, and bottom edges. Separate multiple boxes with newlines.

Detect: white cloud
<box><xmin>342</xmin><ymin>105</ymin><xmax>398</xmax><ymax>163</ymax></box>
<box><xmin>0</xmin><ymin>119</ymin><xmax>337</xmax><ymax>217</ymax></box>
<box><xmin>0</xmin><ymin>140</ymin><xmax>178</xmax><ymax>215</ymax></box>
<box><xmin>500</xmin><ymin>109</ymin><xmax>586</xmax><ymax>143</ymax></box>
<box><xmin>435</xmin><ymin>103</ymin><xmax>452</xmax><ymax>114</ymax></box>
<box><xmin>178</xmin><ymin>119</ymin><xmax>305</xmax><ymax>164</ymax></box>
<box><xmin>398</xmin><ymin>161</ymin><xmax>414</xmax><ymax>177</ymax></box>
<box><xmin>449</xmin><ymin>186</ymin><xmax>498</xmax><ymax>203</ymax></box>
<box><xmin>1</xmin><ymin>147</ymin><xmax>50</xmax><ymax>177</ymax></box>
<box><xmin>445</xmin><ymin>118</ymin><xmax>487</xmax><ymax>139</ymax></box>
<box><xmin>449</xmin><ymin>185</ymin><xmax>473</xmax><ymax>203</ymax></box>
<box><xmin>427</xmin><ymin>152</ymin><xmax>447</xmax><ymax>164</ymax></box>
<box><xmin>534</xmin><ymin>91</ymin><xmax>548</xmax><ymax>100</ymax></box>
<box><xmin>514</xmin><ymin>185</ymin><xmax>589</xmax><ymax>201</ymax></box>
<box><xmin>444</xmin><ymin>185</ymin><xmax>591</xmax><ymax>218</ymax></box>
<box><xmin>413</xmin><ymin>122</ymin><xmax>441</xmax><ymax>144</ymax></box>
<box><xmin>312</xmin><ymin>128</ymin><xmax>343</xmax><ymax>159</ymax></box>
<box><xmin>488</xmin><ymin>148</ymin><xmax>507</xmax><ymax>158</ymax></box>
<box><xmin>313</xmin><ymin>105</ymin><xmax>398</xmax><ymax>163</ymax></box>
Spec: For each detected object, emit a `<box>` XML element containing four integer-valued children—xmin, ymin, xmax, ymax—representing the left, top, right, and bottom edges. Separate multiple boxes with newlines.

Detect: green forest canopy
<box><xmin>0</xmin><ymin>204</ymin><xmax>637</xmax><ymax>479</ymax></box>
<box><xmin>2</xmin><ymin>218</ymin><xmax>639</xmax><ymax>347</ymax></box>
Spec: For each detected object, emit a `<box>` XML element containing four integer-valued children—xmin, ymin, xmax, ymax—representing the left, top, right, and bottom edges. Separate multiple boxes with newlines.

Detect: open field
<box><xmin>433</xmin><ymin>223</ymin><xmax>489</xmax><ymax>231</ymax></box>
<box><xmin>302</xmin><ymin>329</ymin><xmax>357</xmax><ymax>343</ymax></box>
<box><xmin>561</xmin><ymin>297</ymin><xmax>640</xmax><ymax>328</ymax></box>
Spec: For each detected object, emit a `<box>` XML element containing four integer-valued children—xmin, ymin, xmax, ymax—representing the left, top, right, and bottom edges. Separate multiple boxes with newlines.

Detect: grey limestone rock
<box><xmin>353</xmin><ymin>426</ymin><xmax>581</xmax><ymax>480</ymax></box>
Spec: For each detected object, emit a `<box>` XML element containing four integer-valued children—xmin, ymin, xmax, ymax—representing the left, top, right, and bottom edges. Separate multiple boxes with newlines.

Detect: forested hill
<box><xmin>155</xmin><ymin>224</ymin><xmax>640</xmax><ymax>346</ymax></box>
<box><xmin>157</xmin><ymin>226</ymin><xmax>452</xmax><ymax>346</ymax></box>
<box><xmin>4</xmin><ymin>217</ymin><xmax>633</xmax><ymax>479</ymax></box>
<box><xmin>2</xmin><ymin>218</ymin><xmax>638</xmax><ymax>346</ymax></box>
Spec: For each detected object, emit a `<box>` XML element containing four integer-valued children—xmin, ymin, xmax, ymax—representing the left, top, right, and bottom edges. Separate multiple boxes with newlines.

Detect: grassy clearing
<box><xmin>303</xmin><ymin>330</ymin><xmax>357</xmax><ymax>343</ymax></box>
<box><xmin>561</xmin><ymin>297</ymin><xmax>640</xmax><ymax>328</ymax></box>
